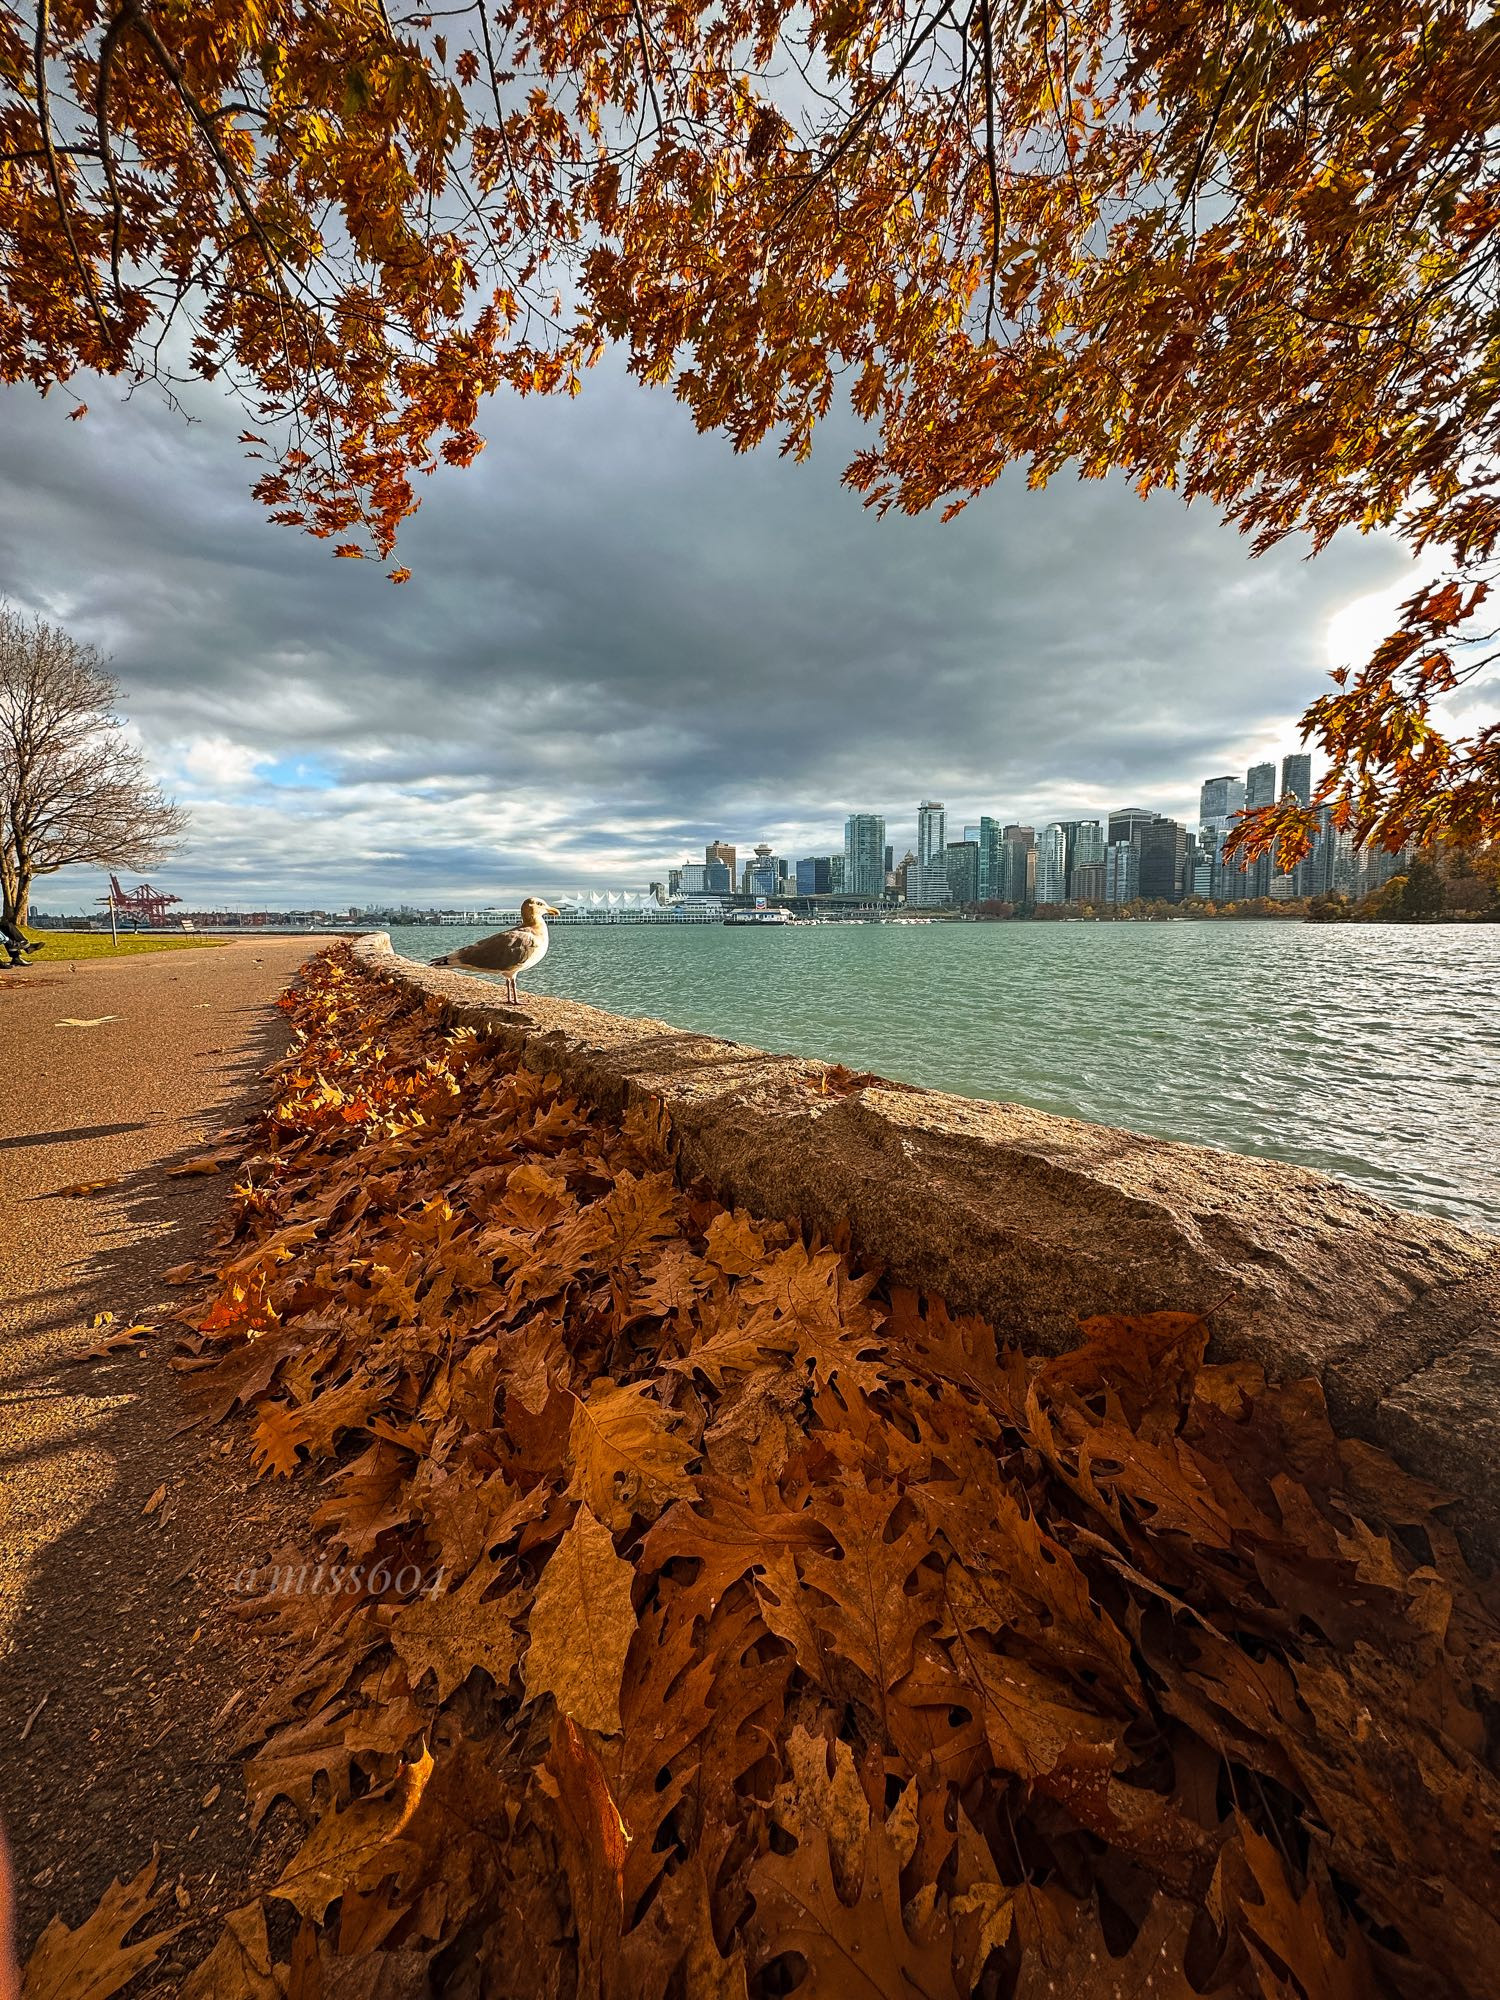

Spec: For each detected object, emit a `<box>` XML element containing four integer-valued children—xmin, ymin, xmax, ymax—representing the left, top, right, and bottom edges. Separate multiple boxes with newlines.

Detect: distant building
<box><xmin>1240</xmin><ymin>762</ymin><xmax>1277</xmax><ymax>894</ymax></box>
<box><xmin>1035</xmin><ymin>824</ymin><xmax>1069</xmax><ymax>904</ymax></box>
<box><xmin>743</xmin><ymin>844</ymin><xmax>781</xmax><ymax>897</ymax></box>
<box><xmin>1136</xmin><ymin>817</ymin><xmax>1188</xmax><ymax>902</ymax></box>
<box><xmin>1001</xmin><ymin>825</ymin><xmax>1035</xmax><ymax>904</ymax></box>
<box><xmin>1072</xmin><ymin>859</ymin><xmax>1106</xmax><ymax>904</ymax></box>
<box><xmin>1050</xmin><ymin>819</ymin><xmax>1104</xmax><ymax>899</ymax></box>
<box><xmin>885</xmin><ymin>844</ymin><xmax>894</xmax><ymax>875</ymax></box>
<box><xmin>843</xmin><ymin>814</ymin><xmax>887</xmax><ymax>897</ymax></box>
<box><xmin>1281</xmin><ymin>752</ymin><xmax>1313</xmax><ymax>805</ymax></box>
<box><xmin>1245</xmin><ymin>762</ymin><xmax>1277</xmax><ymax>811</ymax></box>
<box><xmin>706</xmin><ymin>840</ymin><xmax>737</xmax><ymax>885</ymax></box>
<box><xmin>917</xmin><ymin>801</ymin><xmax>947</xmax><ymax>868</ymax></box>
<box><xmin>1198</xmin><ymin>775</ymin><xmax>1246</xmax><ymax>895</ymax></box>
<box><xmin>906</xmin><ymin>857</ymin><xmax>951</xmax><ymax>907</ymax></box>
<box><xmin>671</xmin><ymin>860</ymin><xmax>732</xmax><ymax>895</ymax></box>
<box><xmin>1107</xmin><ymin>807</ymin><xmax>1160</xmax><ymax>846</ymax></box>
<box><xmin>1069</xmin><ymin>819</ymin><xmax>1106</xmax><ymax>891</ymax></box>
<box><xmin>945</xmin><ymin>839</ymin><xmax>979</xmax><ymax>906</ymax></box>
<box><xmin>1302</xmin><ymin>806</ymin><xmax>1357</xmax><ymax>898</ymax></box>
<box><xmin>1104</xmin><ymin>840</ymin><xmax>1139</xmax><ymax>904</ymax></box>
<box><xmin>975</xmin><ymin>817</ymin><xmax>1004</xmax><ymax>900</ymax></box>
<box><xmin>796</xmin><ymin>856</ymin><xmax>832</xmax><ymax>896</ymax></box>
<box><xmin>828</xmin><ymin>853</ymin><xmax>846</xmax><ymax>893</ymax></box>
<box><xmin>1360</xmin><ymin>844</ymin><xmax>1408</xmax><ymax>894</ymax></box>
<box><xmin>1102</xmin><ymin>809</ymin><xmax>1187</xmax><ymax>903</ymax></box>
<box><xmin>1199</xmin><ymin>774</ymin><xmax>1246</xmax><ymax>824</ymax></box>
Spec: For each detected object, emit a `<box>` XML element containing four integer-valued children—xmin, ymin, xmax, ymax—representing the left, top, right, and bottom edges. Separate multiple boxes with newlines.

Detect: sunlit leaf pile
<box><xmin>63</xmin><ymin>947</ymin><xmax>1500</xmax><ymax>1996</ymax></box>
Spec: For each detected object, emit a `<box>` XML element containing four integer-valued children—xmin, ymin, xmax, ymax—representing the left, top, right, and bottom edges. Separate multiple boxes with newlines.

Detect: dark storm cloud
<box><xmin>0</xmin><ymin>357</ymin><xmax>1415</xmax><ymax>907</ymax></box>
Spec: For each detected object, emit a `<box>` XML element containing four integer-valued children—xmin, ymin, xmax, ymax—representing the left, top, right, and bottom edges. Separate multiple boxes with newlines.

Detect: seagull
<box><xmin>431</xmin><ymin>898</ymin><xmax>560</xmax><ymax>1004</ymax></box>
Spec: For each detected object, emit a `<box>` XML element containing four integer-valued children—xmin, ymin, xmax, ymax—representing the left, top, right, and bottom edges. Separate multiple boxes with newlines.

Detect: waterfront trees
<box><xmin>0</xmin><ymin>607</ymin><xmax>186</xmax><ymax>951</ymax></box>
<box><xmin>0</xmin><ymin>0</ymin><xmax>1496</xmax><ymax>855</ymax></box>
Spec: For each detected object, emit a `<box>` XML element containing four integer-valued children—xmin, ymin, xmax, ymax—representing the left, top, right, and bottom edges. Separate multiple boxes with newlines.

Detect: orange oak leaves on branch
<box><xmin>2</xmin><ymin>0</ymin><xmax>1497</xmax><ymax>849</ymax></box>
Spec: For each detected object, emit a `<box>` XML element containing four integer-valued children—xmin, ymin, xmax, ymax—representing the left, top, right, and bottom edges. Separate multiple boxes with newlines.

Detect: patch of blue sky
<box><xmin>259</xmin><ymin>755</ymin><xmax>340</xmax><ymax>790</ymax></box>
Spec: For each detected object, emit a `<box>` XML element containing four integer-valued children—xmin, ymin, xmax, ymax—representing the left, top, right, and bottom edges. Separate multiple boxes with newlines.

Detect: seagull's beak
<box><xmin>544</xmin><ymin>906</ymin><xmax>560</xmax><ymax>918</ymax></box>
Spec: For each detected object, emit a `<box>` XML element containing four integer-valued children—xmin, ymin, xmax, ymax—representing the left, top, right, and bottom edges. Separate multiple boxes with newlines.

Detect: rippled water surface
<box><xmin>388</xmin><ymin>921</ymin><xmax>1500</xmax><ymax>1232</ymax></box>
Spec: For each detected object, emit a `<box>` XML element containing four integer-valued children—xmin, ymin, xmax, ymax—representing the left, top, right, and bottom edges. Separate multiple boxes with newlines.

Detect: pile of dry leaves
<box><xmin>27</xmin><ymin>947</ymin><xmax>1500</xmax><ymax>1997</ymax></box>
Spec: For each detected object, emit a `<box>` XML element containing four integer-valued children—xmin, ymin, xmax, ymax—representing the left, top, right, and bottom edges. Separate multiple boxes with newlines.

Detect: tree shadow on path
<box><xmin>0</xmin><ymin>980</ymin><xmax>324</xmax><ymax>1987</ymax></box>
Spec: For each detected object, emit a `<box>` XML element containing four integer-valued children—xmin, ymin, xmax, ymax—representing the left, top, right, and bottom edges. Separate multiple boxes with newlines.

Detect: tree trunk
<box><xmin>1</xmin><ymin>867</ymin><xmax>32</xmax><ymax>956</ymax></box>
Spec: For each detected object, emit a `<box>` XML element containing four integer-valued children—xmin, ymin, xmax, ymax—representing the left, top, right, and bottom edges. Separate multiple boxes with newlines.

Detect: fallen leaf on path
<box><xmin>179</xmin><ymin>1902</ymin><xmax>276</xmax><ymax>2000</ymax></box>
<box><xmin>22</xmin><ymin>1853</ymin><xmax>182</xmax><ymax>2000</ymax></box>
<box><xmin>273</xmin><ymin>1749</ymin><xmax>433</xmax><ymax>1922</ymax></box>
<box><xmin>40</xmin><ymin>1180</ymin><xmax>119</xmax><ymax>1199</ymax></box>
<box><xmin>142</xmin><ymin>1484</ymin><xmax>167</xmax><ymax>1516</ymax></box>
<box><xmin>54</xmin><ymin>1015</ymin><xmax>120</xmax><ymax>1028</ymax></box>
<box><xmin>167</xmin><ymin>1148</ymin><xmax>241</xmax><ymax>1177</ymax></box>
<box><xmin>388</xmin><ymin>1559</ymin><xmax>527</xmax><ymax>1703</ymax></box>
<box><xmin>524</xmin><ymin>1505</ymin><xmax>636</xmax><ymax>1734</ymax></box>
<box><xmin>73</xmin><ymin>1323</ymin><xmax>152</xmax><ymax>1360</ymax></box>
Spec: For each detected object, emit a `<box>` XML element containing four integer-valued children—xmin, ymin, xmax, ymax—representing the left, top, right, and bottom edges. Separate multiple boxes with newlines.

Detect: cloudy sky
<box><xmin>1</xmin><ymin>357</ymin><xmax>1421</xmax><ymax>913</ymax></box>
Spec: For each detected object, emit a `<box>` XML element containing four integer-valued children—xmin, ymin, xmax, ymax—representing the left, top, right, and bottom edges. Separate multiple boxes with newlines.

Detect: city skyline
<box><xmin>38</xmin><ymin>747</ymin><xmax>1341</xmax><ymax>916</ymax></box>
<box><xmin>663</xmin><ymin>747</ymin><xmax>1324</xmax><ymax>895</ymax></box>
<box><xmin>642</xmin><ymin>747</ymin><xmax>1376</xmax><ymax>915</ymax></box>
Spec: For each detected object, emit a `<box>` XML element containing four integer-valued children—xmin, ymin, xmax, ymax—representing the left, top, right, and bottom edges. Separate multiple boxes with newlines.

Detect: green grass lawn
<box><xmin>13</xmin><ymin>930</ymin><xmax>227</xmax><ymax>960</ymax></box>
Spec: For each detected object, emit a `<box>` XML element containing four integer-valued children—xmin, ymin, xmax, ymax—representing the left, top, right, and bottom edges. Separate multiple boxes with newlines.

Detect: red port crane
<box><xmin>106</xmin><ymin>874</ymin><xmax>181</xmax><ymax>926</ymax></box>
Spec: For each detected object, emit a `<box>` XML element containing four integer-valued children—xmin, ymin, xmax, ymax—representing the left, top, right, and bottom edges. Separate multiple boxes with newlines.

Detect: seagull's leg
<box><xmin>508</xmin><ymin>976</ymin><xmax>518</xmax><ymax>1005</ymax></box>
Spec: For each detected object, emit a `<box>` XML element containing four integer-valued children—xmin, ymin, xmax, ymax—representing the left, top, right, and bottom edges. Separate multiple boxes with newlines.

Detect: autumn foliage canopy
<box><xmin>2</xmin><ymin>0</ymin><xmax>1498</xmax><ymax>856</ymax></box>
<box><xmin>29</xmin><ymin>948</ymin><xmax>1500</xmax><ymax>1997</ymax></box>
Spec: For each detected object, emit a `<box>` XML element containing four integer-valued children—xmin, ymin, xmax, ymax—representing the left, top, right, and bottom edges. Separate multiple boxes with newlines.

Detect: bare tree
<box><xmin>0</xmin><ymin>607</ymin><xmax>187</xmax><ymax>961</ymax></box>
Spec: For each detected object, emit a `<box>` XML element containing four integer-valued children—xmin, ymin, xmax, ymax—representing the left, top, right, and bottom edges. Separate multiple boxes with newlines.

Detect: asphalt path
<box><xmin>0</xmin><ymin>936</ymin><xmax>321</xmax><ymax>1980</ymax></box>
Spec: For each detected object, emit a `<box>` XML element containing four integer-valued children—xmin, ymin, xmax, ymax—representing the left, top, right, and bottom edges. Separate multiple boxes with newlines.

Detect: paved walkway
<box><xmin>0</xmin><ymin>937</ymin><xmax>319</xmax><ymax>1977</ymax></box>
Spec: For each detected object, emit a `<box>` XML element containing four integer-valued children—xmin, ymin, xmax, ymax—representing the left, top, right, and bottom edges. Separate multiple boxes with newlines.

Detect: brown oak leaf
<box><xmin>567</xmin><ymin>1377</ymin><xmax>698</xmax><ymax>1531</ymax></box>
<box><xmin>387</xmin><ymin>1555</ymin><xmax>528</xmax><ymax>1702</ymax></box>
<box><xmin>525</xmin><ymin>1505</ymin><xmax>638</xmax><ymax>1734</ymax></box>
<box><xmin>749</xmin><ymin>1788</ymin><xmax>961</xmax><ymax>1999</ymax></box>
<box><xmin>22</xmin><ymin>1855</ymin><xmax>182</xmax><ymax>2000</ymax></box>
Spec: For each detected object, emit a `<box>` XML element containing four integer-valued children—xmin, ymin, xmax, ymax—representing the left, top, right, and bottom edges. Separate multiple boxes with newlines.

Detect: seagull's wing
<box><xmin>458</xmin><ymin>924</ymin><xmax>535</xmax><ymax>972</ymax></box>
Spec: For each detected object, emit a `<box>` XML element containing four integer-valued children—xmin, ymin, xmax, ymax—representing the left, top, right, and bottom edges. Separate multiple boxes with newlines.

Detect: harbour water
<box><xmin>388</xmin><ymin>920</ymin><xmax>1500</xmax><ymax>1233</ymax></box>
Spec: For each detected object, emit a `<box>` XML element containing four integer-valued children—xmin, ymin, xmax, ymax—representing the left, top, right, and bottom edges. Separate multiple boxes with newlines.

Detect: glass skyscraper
<box><xmin>843</xmin><ymin>814</ymin><xmax>888</xmax><ymax>897</ymax></box>
<box><xmin>917</xmin><ymin>801</ymin><xmax>947</xmax><ymax>867</ymax></box>
<box><xmin>1281</xmin><ymin>752</ymin><xmax>1313</xmax><ymax>804</ymax></box>
<box><xmin>1035</xmin><ymin>824</ymin><xmax>1069</xmax><ymax>903</ymax></box>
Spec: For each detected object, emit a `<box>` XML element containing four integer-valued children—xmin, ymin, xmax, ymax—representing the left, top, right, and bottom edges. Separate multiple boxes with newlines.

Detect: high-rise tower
<box><xmin>843</xmin><ymin>814</ymin><xmax>888</xmax><ymax>897</ymax></box>
<box><xmin>1281</xmin><ymin>752</ymin><xmax>1313</xmax><ymax>804</ymax></box>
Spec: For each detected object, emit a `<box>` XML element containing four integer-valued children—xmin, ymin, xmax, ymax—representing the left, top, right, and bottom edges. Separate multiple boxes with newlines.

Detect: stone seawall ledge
<box><xmin>352</xmin><ymin>932</ymin><xmax>1500</xmax><ymax>1562</ymax></box>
